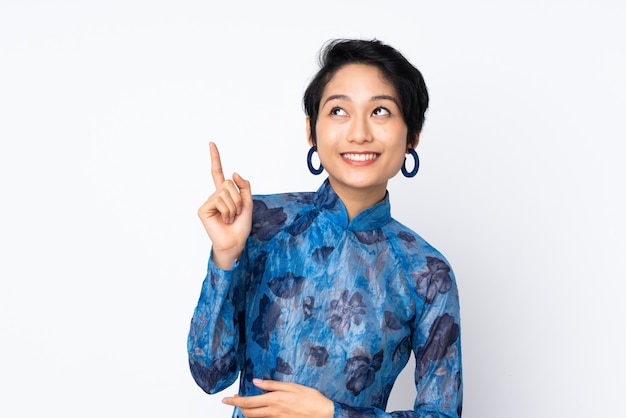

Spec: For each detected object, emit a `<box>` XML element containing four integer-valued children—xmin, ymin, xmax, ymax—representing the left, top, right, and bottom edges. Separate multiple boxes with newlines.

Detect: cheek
<box><xmin>316</xmin><ymin>120</ymin><xmax>340</xmax><ymax>138</ymax></box>
<box><xmin>375</xmin><ymin>123</ymin><xmax>406</xmax><ymax>143</ymax></box>
<box><xmin>390</xmin><ymin>139</ymin><xmax>409</xmax><ymax>170</ymax></box>
<box><xmin>388</xmin><ymin>130</ymin><xmax>408</xmax><ymax>154</ymax></box>
<box><xmin>315</xmin><ymin>127</ymin><xmax>344</xmax><ymax>151</ymax></box>
<box><xmin>392</xmin><ymin>151</ymin><xmax>407</xmax><ymax>172</ymax></box>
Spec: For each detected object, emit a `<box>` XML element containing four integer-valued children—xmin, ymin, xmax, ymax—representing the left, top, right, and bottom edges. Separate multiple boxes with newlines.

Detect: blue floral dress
<box><xmin>188</xmin><ymin>179</ymin><xmax>462</xmax><ymax>417</ymax></box>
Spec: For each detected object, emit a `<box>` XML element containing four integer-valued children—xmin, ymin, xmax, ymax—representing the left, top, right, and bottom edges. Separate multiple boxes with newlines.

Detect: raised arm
<box><xmin>188</xmin><ymin>142</ymin><xmax>254</xmax><ymax>394</ymax></box>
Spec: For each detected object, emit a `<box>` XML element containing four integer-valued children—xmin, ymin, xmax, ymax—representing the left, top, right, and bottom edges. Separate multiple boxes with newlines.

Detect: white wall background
<box><xmin>1</xmin><ymin>1</ymin><xmax>624</xmax><ymax>417</ymax></box>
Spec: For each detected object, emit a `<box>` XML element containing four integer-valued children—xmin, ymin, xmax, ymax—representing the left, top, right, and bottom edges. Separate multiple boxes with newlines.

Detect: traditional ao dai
<box><xmin>188</xmin><ymin>179</ymin><xmax>462</xmax><ymax>417</ymax></box>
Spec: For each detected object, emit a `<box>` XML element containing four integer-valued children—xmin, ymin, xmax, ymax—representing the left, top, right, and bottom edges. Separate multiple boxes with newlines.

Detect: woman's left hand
<box><xmin>222</xmin><ymin>379</ymin><xmax>334</xmax><ymax>418</ymax></box>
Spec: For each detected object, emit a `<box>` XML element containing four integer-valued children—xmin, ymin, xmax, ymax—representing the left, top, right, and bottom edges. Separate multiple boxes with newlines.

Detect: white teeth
<box><xmin>343</xmin><ymin>153</ymin><xmax>377</xmax><ymax>161</ymax></box>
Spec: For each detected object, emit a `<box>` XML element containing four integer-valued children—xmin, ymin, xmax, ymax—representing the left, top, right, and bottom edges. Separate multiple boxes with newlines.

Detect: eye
<box><xmin>330</xmin><ymin>107</ymin><xmax>347</xmax><ymax>116</ymax></box>
<box><xmin>372</xmin><ymin>107</ymin><xmax>390</xmax><ymax>116</ymax></box>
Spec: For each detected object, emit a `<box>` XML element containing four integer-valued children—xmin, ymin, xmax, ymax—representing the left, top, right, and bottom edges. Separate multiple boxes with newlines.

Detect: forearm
<box><xmin>187</xmin><ymin>257</ymin><xmax>243</xmax><ymax>393</ymax></box>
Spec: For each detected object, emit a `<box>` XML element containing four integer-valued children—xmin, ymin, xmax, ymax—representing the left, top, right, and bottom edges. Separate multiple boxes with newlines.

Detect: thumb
<box><xmin>232</xmin><ymin>172</ymin><xmax>252</xmax><ymax>210</ymax></box>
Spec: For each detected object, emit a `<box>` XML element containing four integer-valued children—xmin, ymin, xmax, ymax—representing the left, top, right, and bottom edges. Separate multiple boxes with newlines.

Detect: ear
<box><xmin>408</xmin><ymin>133</ymin><xmax>421</xmax><ymax>152</ymax></box>
<box><xmin>306</xmin><ymin>116</ymin><xmax>314</xmax><ymax>147</ymax></box>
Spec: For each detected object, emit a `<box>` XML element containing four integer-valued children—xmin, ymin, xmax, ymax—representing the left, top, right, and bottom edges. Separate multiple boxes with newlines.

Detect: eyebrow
<box><xmin>322</xmin><ymin>94</ymin><xmax>400</xmax><ymax>107</ymax></box>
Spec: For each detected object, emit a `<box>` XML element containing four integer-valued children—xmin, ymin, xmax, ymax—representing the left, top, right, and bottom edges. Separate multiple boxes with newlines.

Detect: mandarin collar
<box><xmin>314</xmin><ymin>178</ymin><xmax>391</xmax><ymax>232</ymax></box>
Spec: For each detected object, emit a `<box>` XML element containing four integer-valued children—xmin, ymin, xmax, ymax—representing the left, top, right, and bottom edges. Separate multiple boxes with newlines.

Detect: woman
<box><xmin>188</xmin><ymin>38</ymin><xmax>462</xmax><ymax>417</ymax></box>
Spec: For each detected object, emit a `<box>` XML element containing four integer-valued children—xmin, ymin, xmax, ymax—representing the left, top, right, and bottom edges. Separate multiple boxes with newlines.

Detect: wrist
<box><xmin>324</xmin><ymin>400</ymin><xmax>335</xmax><ymax>418</ymax></box>
<box><xmin>211</xmin><ymin>248</ymin><xmax>242</xmax><ymax>270</ymax></box>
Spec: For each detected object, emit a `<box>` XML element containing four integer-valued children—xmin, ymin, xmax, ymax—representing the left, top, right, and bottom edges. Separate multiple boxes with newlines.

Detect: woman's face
<box><xmin>309</xmin><ymin>63</ymin><xmax>411</xmax><ymax>202</ymax></box>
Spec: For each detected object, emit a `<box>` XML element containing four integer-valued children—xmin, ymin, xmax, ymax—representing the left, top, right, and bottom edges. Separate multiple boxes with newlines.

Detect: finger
<box><xmin>198</xmin><ymin>185</ymin><xmax>239</xmax><ymax>223</ymax></box>
<box><xmin>210</xmin><ymin>142</ymin><xmax>225</xmax><ymax>188</ymax></box>
<box><xmin>222</xmin><ymin>178</ymin><xmax>244</xmax><ymax>216</ymax></box>
<box><xmin>214</xmin><ymin>196</ymin><xmax>237</xmax><ymax>224</ymax></box>
<box><xmin>213</xmin><ymin>183</ymin><xmax>242</xmax><ymax>223</ymax></box>
<box><xmin>222</xmin><ymin>393</ymin><xmax>268</xmax><ymax>409</ymax></box>
<box><xmin>232</xmin><ymin>172</ymin><xmax>252</xmax><ymax>214</ymax></box>
<box><xmin>237</xmin><ymin>406</ymin><xmax>272</xmax><ymax>418</ymax></box>
<box><xmin>252</xmin><ymin>378</ymin><xmax>293</xmax><ymax>392</ymax></box>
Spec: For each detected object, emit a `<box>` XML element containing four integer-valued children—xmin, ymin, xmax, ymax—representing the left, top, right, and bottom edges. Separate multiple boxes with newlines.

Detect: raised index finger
<box><xmin>209</xmin><ymin>142</ymin><xmax>225</xmax><ymax>187</ymax></box>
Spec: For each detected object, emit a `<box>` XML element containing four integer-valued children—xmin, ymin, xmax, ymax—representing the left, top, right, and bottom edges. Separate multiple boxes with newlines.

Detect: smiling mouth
<box><xmin>341</xmin><ymin>153</ymin><xmax>379</xmax><ymax>162</ymax></box>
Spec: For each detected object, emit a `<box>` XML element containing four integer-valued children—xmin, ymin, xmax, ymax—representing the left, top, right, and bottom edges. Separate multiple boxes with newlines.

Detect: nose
<box><xmin>348</xmin><ymin>114</ymin><xmax>373</xmax><ymax>144</ymax></box>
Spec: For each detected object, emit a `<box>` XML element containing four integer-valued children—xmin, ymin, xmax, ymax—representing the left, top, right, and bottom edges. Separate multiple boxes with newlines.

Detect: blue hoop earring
<box><xmin>307</xmin><ymin>146</ymin><xmax>324</xmax><ymax>175</ymax></box>
<box><xmin>401</xmin><ymin>148</ymin><xmax>420</xmax><ymax>178</ymax></box>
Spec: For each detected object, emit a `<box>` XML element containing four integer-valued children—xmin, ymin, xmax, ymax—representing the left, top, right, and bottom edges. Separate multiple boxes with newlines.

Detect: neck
<box><xmin>327</xmin><ymin>179</ymin><xmax>387</xmax><ymax>221</ymax></box>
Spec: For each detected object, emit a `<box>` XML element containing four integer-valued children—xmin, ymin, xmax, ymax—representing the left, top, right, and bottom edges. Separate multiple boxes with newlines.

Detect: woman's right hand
<box><xmin>197</xmin><ymin>142</ymin><xmax>253</xmax><ymax>270</ymax></box>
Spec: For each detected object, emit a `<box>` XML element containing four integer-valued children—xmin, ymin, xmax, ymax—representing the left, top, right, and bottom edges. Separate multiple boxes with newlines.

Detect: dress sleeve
<box><xmin>334</xmin><ymin>257</ymin><xmax>463</xmax><ymax>418</ymax></box>
<box><xmin>187</xmin><ymin>249</ymin><xmax>248</xmax><ymax>394</ymax></box>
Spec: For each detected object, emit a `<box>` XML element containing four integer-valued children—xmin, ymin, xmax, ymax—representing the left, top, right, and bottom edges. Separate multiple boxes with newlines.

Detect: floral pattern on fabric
<box><xmin>345</xmin><ymin>348</ymin><xmax>384</xmax><ymax>396</ymax></box>
<box><xmin>414</xmin><ymin>257</ymin><xmax>453</xmax><ymax>304</ymax></box>
<box><xmin>327</xmin><ymin>290</ymin><xmax>367</xmax><ymax>337</ymax></box>
<box><xmin>416</xmin><ymin>314</ymin><xmax>460</xmax><ymax>379</ymax></box>
<box><xmin>268</xmin><ymin>273</ymin><xmax>306</xmax><ymax>299</ymax></box>
<box><xmin>188</xmin><ymin>179</ymin><xmax>462</xmax><ymax>417</ymax></box>
<box><xmin>251</xmin><ymin>294</ymin><xmax>281</xmax><ymax>350</ymax></box>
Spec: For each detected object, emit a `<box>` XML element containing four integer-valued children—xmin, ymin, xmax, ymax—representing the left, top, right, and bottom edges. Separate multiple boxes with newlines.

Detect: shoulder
<box><xmin>384</xmin><ymin>218</ymin><xmax>455</xmax><ymax>274</ymax></box>
<box><xmin>385</xmin><ymin>219</ymin><xmax>459</xmax><ymax>307</ymax></box>
<box><xmin>249</xmin><ymin>191</ymin><xmax>316</xmax><ymax>241</ymax></box>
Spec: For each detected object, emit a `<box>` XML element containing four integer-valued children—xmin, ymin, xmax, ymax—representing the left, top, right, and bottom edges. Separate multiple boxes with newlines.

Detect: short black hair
<box><xmin>303</xmin><ymin>38</ymin><xmax>429</xmax><ymax>148</ymax></box>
